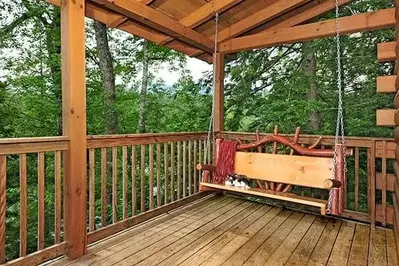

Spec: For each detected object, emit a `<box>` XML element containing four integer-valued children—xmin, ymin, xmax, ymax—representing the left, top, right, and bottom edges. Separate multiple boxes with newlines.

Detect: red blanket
<box><xmin>214</xmin><ymin>140</ymin><xmax>237</xmax><ymax>183</ymax></box>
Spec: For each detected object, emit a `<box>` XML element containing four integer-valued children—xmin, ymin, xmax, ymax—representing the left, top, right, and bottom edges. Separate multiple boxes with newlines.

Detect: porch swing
<box><xmin>198</xmin><ymin>2</ymin><xmax>353</xmax><ymax>216</ymax></box>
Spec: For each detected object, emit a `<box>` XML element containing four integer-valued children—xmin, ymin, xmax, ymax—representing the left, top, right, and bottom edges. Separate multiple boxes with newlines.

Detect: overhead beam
<box><xmin>377</xmin><ymin>76</ymin><xmax>397</xmax><ymax>93</ymax></box>
<box><xmin>190</xmin><ymin>0</ymin><xmax>311</xmax><ymax>57</ymax></box>
<box><xmin>45</xmin><ymin>0</ymin><xmax>213</xmax><ymax>63</ymax></box>
<box><xmin>255</xmin><ymin>0</ymin><xmax>353</xmax><ymax>34</ymax></box>
<box><xmin>159</xmin><ymin>0</ymin><xmax>243</xmax><ymax>46</ymax></box>
<box><xmin>378</xmin><ymin>41</ymin><xmax>396</xmax><ymax>62</ymax></box>
<box><xmin>377</xmin><ymin>109</ymin><xmax>396</xmax><ymax>127</ymax></box>
<box><xmin>216</xmin><ymin>0</ymin><xmax>310</xmax><ymax>43</ymax></box>
<box><xmin>192</xmin><ymin>0</ymin><xmax>352</xmax><ymax>58</ymax></box>
<box><xmin>220</xmin><ymin>8</ymin><xmax>395</xmax><ymax>53</ymax></box>
<box><xmin>90</xmin><ymin>0</ymin><xmax>215</xmax><ymax>53</ymax></box>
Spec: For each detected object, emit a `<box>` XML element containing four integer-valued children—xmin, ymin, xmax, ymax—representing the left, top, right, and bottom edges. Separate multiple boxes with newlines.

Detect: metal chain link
<box><xmin>203</xmin><ymin>13</ymin><xmax>219</xmax><ymax>176</ymax></box>
<box><xmin>327</xmin><ymin>0</ymin><xmax>347</xmax><ymax>214</ymax></box>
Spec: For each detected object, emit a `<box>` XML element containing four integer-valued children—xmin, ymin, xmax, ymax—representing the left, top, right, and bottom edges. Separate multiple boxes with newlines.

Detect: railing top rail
<box><xmin>87</xmin><ymin>131</ymin><xmax>208</xmax><ymax>140</ymax></box>
<box><xmin>0</xmin><ymin>136</ymin><xmax>69</xmax><ymax>144</ymax></box>
<box><xmin>221</xmin><ymin>131</ymin><xmax>394</xmax><ymax>142</ymax></box>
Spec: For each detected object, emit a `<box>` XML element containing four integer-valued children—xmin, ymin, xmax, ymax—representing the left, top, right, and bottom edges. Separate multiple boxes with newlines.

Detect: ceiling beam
<box><xmin>256</xmin><ymin>0</ymin><xmax>353</xmax><ymax>33</ymax></box>
<box><xmin>220</xmin><ymin>8</ymin><xmax>395</xmax><ymax>53</ymax></box>
<box><xmin>158</xmin><ymin>0</ymin><xmax>243</xmax><ymax>46</ymax></box>
<box><xmin>377</xmin><ymin>41</ymin><xmax>396</xmax><ymax>62</ymax></box>
<box><xmin>216</xmin><ymin>0</ymin><xmax>310</xmax><ymax>43</ymax></box>
<box><xmin>45</xmin><ymin>0</ymin><xmax>213</xmax><ymax>63</ymax></box>
<box><xmin>191</xmin><ymin>0</ymin><xmax>352</xmax><ymax>58</ymax></box>
<box><xmin>139</xmin><ymin>0</ymin><xmax>155</xmax><ymax>4</ymax></box>
<box><xmin>90</xmin><ymin>0</ymin><xmax>215</xmax><ymax>53</ymax></box>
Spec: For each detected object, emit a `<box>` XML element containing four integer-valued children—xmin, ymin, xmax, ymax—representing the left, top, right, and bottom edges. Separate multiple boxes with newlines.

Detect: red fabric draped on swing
<box><xmin>214</xmin><ymin>139</ymin><xmax>237</xmax><ymax>184</ymax></box>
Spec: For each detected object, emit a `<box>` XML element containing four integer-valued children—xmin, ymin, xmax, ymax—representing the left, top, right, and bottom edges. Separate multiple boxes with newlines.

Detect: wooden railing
<box><xmin>85</xmin><ymin>132</ymin><xmax>212</xmax><ymax>244</ymax></box>
<box><xmin>0</xmin><ymin>131</ymin><xmax>395</xmax><ymax>265</ymax></box>
<box><xmin>222</xmin><ymin>132</ymin><xmax>396</xmax><ymax>227</ymax></box>
<box><xmin>0</xmin><ymin>132</ymin><xmax>212</xmax><ymax>265</ymax></box>
<box><xmin>0</xmin><ymin>137</ymin><xmax>69</xmax><ymax>265</ymax></box>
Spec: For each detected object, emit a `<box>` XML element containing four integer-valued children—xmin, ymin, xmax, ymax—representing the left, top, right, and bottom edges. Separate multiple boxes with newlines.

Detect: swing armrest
<box><xmin>324</xmin><ymin>179</ymin><xmax>342</xmax><ymax>189</ymax></box>
<box><xmin>196</xmin><ymin>164</ymin><xmax>216</xmax><ymax>172</ymax></box>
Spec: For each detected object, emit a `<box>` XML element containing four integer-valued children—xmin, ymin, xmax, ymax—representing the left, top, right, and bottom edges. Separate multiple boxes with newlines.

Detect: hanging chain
<box><xmin>327</xmin><ymin>0</ymin><xmax>347</xmax><ymax>214</ymax></box>
<box><xmin>203</xmin><ymin>12</ymin><xmax>219</xmax><ymax>176</ymax></box>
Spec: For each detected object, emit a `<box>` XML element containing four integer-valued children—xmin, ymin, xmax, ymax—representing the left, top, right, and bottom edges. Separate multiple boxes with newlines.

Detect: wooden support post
<box><xmin>214</xmin><ymin>53</ymin><xmax>225</xmax><ymax>134</ymax></box>
<box><xmin>61</xmin><ymin>0</ymin><xmax>87</xmax><ymax>259</ymax></box>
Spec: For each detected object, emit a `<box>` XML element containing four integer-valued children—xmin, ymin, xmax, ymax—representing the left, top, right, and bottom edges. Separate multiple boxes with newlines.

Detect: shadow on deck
<box><xmin>45</xmin><ymin>195</ymin><xmax>397</xmax><ymax>266</ymax></box>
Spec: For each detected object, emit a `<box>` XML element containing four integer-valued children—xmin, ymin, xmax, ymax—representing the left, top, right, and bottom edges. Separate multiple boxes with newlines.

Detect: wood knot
<box><xmin>70</xmin><ymin>108</ymin><xmax>74</xmax><ymax>114</ymax></box>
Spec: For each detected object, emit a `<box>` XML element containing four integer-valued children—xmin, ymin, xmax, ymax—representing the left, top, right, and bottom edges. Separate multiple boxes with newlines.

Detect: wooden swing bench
<box><xmin>198</xmin><ymin>134</ymin><xmax>351</xmax><ymax>215</ymax></box>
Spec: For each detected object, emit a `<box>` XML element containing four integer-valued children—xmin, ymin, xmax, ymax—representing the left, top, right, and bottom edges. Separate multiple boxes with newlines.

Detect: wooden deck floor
<box><xmin>48</xmin><ymin>195</ymin><xmax>398</xmax><ymax>266</ymax></box>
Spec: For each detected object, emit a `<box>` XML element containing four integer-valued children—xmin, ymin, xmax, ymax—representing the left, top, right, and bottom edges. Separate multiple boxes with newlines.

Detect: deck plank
<box><xmin>284</xmin><ymin>216</ymin><xmax>328</xmax><ymax>266</ymax></box>
<box><xmin>263</xmin><ymin>214</ymin><xmax>316</xmax><ymax>266</ymax></box>
<box><xmin>327</xmin><ymin>221</ymin><xmax>356</xmax><ymax>266</ymax></box>
<box><xmin>114</xmin><ymin>200</ymin><xmax>254</xmax><ymax>265</ymax></box>
<box><xmin>306</xmin><ymin>219</ymin><xmax>342</xmax><ymax>265</ymax></box>
<box><xmin>386</xmin><ymin>229</ymin><xmax>398</xmax><ymax>266</ymax></box>
<box><xmin>368</xmin><ymin>228</ymin><xmax>387</xmax><ymax>266</ymax></box>
<box><xmin>44</xmin><ymin>196</ymin><xmax>397</xmax><ymax>266</ymax></box>
<box><xmin>198</xmin><ymin>207</ymin><xmax>285</xmax><ymax>266</ymax></box>
<box><xmin>243</xmin><ymin>211</ymin><xmax>305</xmax><ymax>265</ymax></box>
<box><xmin>139</xmin><ymin>204</ymin><xmax>267</xmax><ymax>266</ymax></box>
<box><xmin>157</xmin><ymin>205</ymin><xmax>278</xmax><ymax>266</ymax></box>
<box><xmin>220</xmin><ymin>209</ymin><xmax>293</xmax><ymax>266</ymax></box>
<box><xmin>347</xmin><ymin>224</ymin><xmax>370</xmax><ymax>266</ymax></box>
<box><xmin>66</xmin><ymin>196</ymin><xmax>234</xmax><ymax>266</ymax></box>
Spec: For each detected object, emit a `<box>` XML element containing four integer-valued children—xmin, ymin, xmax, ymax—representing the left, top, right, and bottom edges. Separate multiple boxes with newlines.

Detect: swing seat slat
<box><xmin>199</xmin><ymin>182</ymin><xmax>327</xmax><ymax>215</ymax></box>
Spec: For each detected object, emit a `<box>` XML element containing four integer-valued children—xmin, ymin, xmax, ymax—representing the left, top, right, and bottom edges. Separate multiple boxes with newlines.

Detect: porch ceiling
<box><xmin>45</xmin><ymin>0</ymin><xmax>375</xmax><ymax>63</ymax></box>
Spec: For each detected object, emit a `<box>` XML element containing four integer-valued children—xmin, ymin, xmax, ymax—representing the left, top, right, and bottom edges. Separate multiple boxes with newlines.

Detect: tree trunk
<box><xmin>138</xmin><ymin>40</ymin><xmax>149</xmax><ymax>134</ymax></box>
<box><xmin>43</xmin><ymin>10</ymin><xmax>62</xmax><ymax>136</ymax></box>
<box><xmin>94</xmin><ymin>21</ymin><xmax>117</xmax><ymax>134</ymax></box>
<box><xmin>302</xmin><ymin>42</ymin><xmax>320</xmax><ymax>132</ymax></box>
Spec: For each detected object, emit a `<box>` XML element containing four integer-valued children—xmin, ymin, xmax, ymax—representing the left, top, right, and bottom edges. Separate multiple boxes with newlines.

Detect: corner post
<box><xmin>214</xmin><ymin>53</ymin><xmax>225</xmax><ymax>135</ymax></box>
<box><xmin>61</xmin><ymin>0</ymin><xmax>87</xmax><ymax>259</ymax></box>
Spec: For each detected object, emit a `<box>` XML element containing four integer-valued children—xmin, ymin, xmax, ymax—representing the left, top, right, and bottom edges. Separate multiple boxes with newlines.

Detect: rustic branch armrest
<box><xmin>324</xmin><ymin>179</ymin><xmax>341</xmax><ymax>189</ymax></box>
<box><xmin>196</xmin><ymin>164</ymin><xmax>216</xmax><ymax>172</ymax></box>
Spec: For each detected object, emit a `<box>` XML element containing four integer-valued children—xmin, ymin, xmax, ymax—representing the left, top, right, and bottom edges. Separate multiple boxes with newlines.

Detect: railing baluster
<box><xmin>170</xmin><ymin>142</ymin><xmax>175</xmax><ymax>202</ymax></box>
<box><xmin>55</xmin><ymin>151</ymin><xmax>62</xmax><ymax>243</ymax></box>
<box><xmin>194</xmin><ymin>140</ymin><xmax>197</xmax><ymax>193</ymax></box>
<box><xmin>38</xmin><ymin>152</ymin><xmax>45</xmax><ymax>250</ymax></box>
<box><xmin>20</xmin><ymin>154</ymin><xmax>27</xmax><ymax>256</ymax></box>
<box><xmin>164</xmin><ymin>143</ymin><xmax>169</xmax><ymax>204</ymax></box>
<box><xmin>132</xmin><ymin>146</ymin><xmax>137</xmax><ymax>216</ymax></box>
<box><xmin>156</xmin><ymin>144</ymin><xmax>161</xmax><ymax>207</ymax></box>
<box><xmin>89</xmin><ymin>149</ymin><xmax>95</xmax><ymax>232</ymax></box>
<box><xmin>203</xmin><ymin>140</ymin><xmax>206</xmax><ymax>164</ymax></box>
<box><xmin>101</xmin><ymin>148</ymin><xmax>107</xmax><ymax>226</ymax></box>
<box><xmin>140</xmin><ymin>145</ymin><xmax>146</xmax><ymax>213</ymax></box>
<box><xmin>183</xmin><ymin>141</ymin><xmax>187</xmax><ymax>198</ymax></box>
<box><xmin>354</xmin><ymin>147</ymin><xmax>359</xmax><ymax>211</ymax></box>
<box><xmin>122</xmin><ymin>146</ymin><xmax>128</xmax><ymax>219</ymax></box>
<box><xmin>188</xmin><ymin>141</ymin><xmax>192</xmax><ymax>196</ymax></box>
<box><xmin>199</xmin><ymin>140</ymin><xmax>202</xmax><ymax>183</ymax></box>
<box><xmin>177</xmin><ymin>142</ymin><xmax>181</xmax><ymax>200</ymax></box>
<box><xmin>0</xmin><ymin>155</ymin><xmax>6</xmax><ymax>264</ymax></box>
<box><xmin>368</xmin><ymin>139</ymin><xmax>376</xmax><ymax>228</ymax></box>
<box><xmin>112</xmin><ymin>147</ymin><xmax>118</xmax><ymax>223</ymax></box>
<box><xmin>149</xmin><ymin>144</ymin><xmax>154</xmax><ymax>210</ymax></box>
<box><xmin>382</xmin><ymin>140</ymin><xmax>387</xmax><ymax>227</ymax></box>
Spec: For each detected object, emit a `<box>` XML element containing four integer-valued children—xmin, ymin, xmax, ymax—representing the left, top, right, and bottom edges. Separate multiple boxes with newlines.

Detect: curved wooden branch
<box><xmin>236</xmin><ymin>135</ymin><xmax>353</xmax><ymax>157</ymax></box>
<box><xmin>308</xmin><ymin>136</ymin><xmax>323</xmax><ymax>149</ymax></box>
